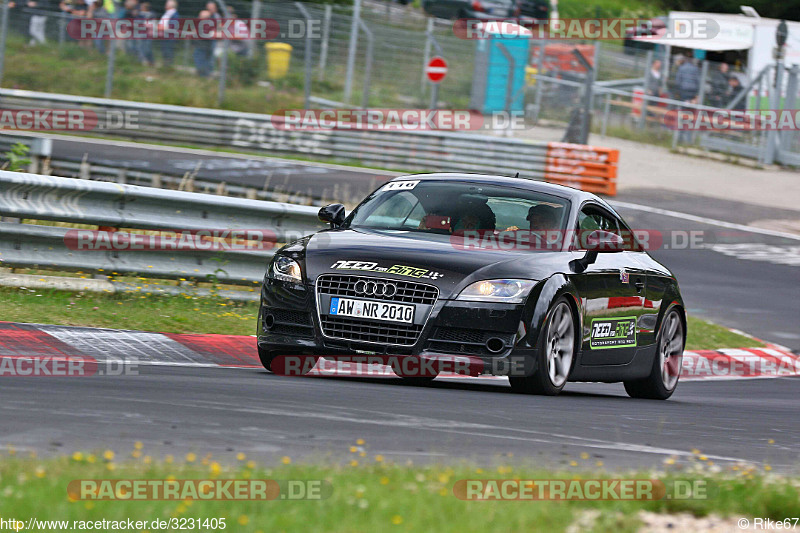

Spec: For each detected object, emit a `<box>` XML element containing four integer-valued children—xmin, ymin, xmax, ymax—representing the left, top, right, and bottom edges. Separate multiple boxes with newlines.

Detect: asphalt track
<box><xmin>3</xmin><ymin>135</ymin><xmax>799</xmax><ymax>471</ymax></box>
<box><xmin>611</xmin><ymin>190</ymin><xmax>800</xmax><ymax>352</ymax></box>
<box><xmin>45</xmin><ymin>136</ymin><xmax>394</xmax><ymax>201</ymax></box>
<box><xmin>2</xmin><ymin>365</ymin><xmax>799</xmax><ymax>472</ymax></box>
<box><xmin>40</xmin><ymin>135</ymin><xmax>800</xmax><ymax>350</ymax></box>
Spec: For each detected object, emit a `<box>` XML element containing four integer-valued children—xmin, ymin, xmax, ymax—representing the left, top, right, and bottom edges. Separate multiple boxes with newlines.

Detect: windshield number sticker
<box><xmin>381</xmin><ymin>180</ymin><xmax>419</xmax><ymax>192</ymax></box>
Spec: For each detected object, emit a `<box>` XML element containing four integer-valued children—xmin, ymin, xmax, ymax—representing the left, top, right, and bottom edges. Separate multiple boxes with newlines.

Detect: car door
<box><xmin>572</xmin><ymin>203</ymin><xmax>645</xmax><ymax>366</ymax></box>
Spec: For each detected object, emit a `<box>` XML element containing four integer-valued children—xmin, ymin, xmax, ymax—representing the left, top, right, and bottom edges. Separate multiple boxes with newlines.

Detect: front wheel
<box><xmin>509</xmin><ymin>298</ymin><xmax>575</xmax><ymax>395</ymax></box>
<box><xmin>624</xmin><ymin>309</ymin><xmax>685</xmax><ymax>400</ymax></box>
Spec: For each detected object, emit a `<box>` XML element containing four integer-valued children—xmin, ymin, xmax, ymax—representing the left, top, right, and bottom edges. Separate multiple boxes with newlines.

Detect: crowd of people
<box><xmin>645</xmin><ymin>52</ymin><xmax>747</xmax><ymax>111</ymax></box>
<box><xmin>8</xmin><ymin>0</ymin><xmax>249</xmax><ymax>77</ymax></box>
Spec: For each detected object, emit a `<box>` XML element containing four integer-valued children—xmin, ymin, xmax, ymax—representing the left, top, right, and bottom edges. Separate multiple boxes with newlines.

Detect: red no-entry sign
<box><xmin>426</xmin><ymin>57</ymin><xmax>448</xmax><ymax>83</ymax></box>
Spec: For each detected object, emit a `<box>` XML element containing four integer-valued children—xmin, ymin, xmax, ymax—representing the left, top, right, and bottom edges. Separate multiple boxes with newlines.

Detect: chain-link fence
<box><xmin>1</xmin><ymin>2</ymin><xmax>799</xmax><ymax>165</ymax></box>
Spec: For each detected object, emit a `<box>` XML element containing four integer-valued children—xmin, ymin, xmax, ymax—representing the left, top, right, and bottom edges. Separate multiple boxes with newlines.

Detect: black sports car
<box><xmin>257</xmin><ymin>174</ymin><xmax>686</xmax><ymax>399</ymax></box>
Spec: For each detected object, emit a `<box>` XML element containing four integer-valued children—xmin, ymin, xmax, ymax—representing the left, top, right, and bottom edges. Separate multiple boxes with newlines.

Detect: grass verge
<box><xmin>0</xmin><ymin>287</ymin><xmax>767</xmax><ymax>350</ymax></box>
<box><xmin>0</xmin><ymin>452</ymin><xmax>794</xmax><ymax>533</ymax></box>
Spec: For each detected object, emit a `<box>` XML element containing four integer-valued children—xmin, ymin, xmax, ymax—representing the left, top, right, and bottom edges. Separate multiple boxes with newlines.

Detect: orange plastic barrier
<box><xmin>543</xmin><ymin>142</ymin><xmax>620</xmax><ymax>196</ymax></box>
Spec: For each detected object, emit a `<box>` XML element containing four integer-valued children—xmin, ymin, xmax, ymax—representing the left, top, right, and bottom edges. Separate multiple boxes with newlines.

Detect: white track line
<box><xmin>609</xmin><ymin>200</ymin><xmax>800</xmax><ymax>241</ymax></box>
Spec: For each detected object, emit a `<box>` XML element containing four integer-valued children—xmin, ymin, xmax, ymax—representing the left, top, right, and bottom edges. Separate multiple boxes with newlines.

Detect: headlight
<box><xmin>456</xmin><ymin>279</ymin><xmax>536</xmax><ymax>303</ymax></box>
<box><xmin>271</xmin><ymin>256</ymin><xmax>302</xmax><ymax>282</ymax></box>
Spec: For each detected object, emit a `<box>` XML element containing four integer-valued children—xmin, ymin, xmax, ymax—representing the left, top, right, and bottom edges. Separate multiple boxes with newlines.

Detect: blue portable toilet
<box><xmin>470</xmin><ymin>22</ymin><xmax>532</xmax><ymax>113</ymax></box>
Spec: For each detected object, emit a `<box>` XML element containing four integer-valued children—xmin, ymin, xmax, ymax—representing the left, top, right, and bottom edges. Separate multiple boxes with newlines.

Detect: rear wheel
<box><xmin>624</xmin><ymin>309</ymin><xmax>684</xmax><ymax>400</ymax></box>
<box><xmin>509</xmin><ymin>298</ymin><xmax>575</xmax><ymax>395</ymax></box>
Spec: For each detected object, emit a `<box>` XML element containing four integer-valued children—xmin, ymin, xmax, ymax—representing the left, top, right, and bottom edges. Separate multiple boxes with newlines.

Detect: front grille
<box><xmin>263</xmin><ymin>307</ymin><xmax>314</xmax><ymax>338</ymax></box>
<box><xmin>316</xmin><ymin>274</ymin><xmax>438</xmax><ymax>305</ymax></box>
<box><xmin>426</xmin><ymin>327</ymin><xmax>516</xmax><ymax>356</ymax></box>
<box><xmin>320</xmin><ymin>315</ymin><xmax>423</xmax><ymax>346</ymax></box>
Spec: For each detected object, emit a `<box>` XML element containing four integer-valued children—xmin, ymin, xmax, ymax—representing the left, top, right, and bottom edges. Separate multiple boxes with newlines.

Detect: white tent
<box><xmin>634</xmin><ymin>12</ymin><xmax>800</xmax><ymax>78</ymax></box>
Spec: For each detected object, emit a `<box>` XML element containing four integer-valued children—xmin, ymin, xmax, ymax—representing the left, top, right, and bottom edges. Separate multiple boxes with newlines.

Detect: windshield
<box><xmin>344</xmin><ymin>180</ymin><xmax>571</xmax><ymax>236</ymax></box>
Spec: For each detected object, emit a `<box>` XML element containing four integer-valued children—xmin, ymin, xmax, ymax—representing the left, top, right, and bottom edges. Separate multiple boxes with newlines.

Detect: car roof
<box><xmin>390</xmin><ymin>172</ymin><xmax>610</xmax><ymax>209</ymax></box>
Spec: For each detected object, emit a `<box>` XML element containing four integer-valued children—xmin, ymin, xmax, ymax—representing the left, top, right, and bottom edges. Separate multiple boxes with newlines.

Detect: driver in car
<box><xmin>502</xmin><ymin>204</ymin><xmax>564</xmax><ymax>250</ymax></box>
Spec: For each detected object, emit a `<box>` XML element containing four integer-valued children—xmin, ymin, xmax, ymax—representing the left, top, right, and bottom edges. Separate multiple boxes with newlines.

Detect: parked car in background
<box><xmin>515</xmin><ymin>0</ymin><xmax>548</xmax><ymax>21</ymax></box>
<box><xmin>422</xmin><ymin>0</ymin><xmax>518</xmax><ymax>20</ymax></box>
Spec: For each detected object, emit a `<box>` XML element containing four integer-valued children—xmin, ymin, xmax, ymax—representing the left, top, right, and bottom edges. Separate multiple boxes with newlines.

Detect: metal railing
<box><xmin>0</xmin><ymin>88</ymin><xmax>620</xmax><ymax>185</ymax></box>
<box><xmin>0</xmin><ymin>170</ymin><xmax>322</xmax><ymax>285</ymax></box>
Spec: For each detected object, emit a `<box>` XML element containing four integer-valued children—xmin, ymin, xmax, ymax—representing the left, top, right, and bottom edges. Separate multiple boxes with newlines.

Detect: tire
<box><xmin>509</xmin><ymin>298</ymin><xmax>575</xmax><ymax>395</ymax></box>
<box><xmin>624</xmin><ymin>308</ymin><xmax>685</xmax><ymax>400</ymax></box>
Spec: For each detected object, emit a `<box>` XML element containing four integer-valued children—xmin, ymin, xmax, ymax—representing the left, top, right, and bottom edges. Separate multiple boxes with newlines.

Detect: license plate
<box><xmin>328</xmin><ymin>297</ymin><xmax>414</xmax><ymax>324</ymax></box>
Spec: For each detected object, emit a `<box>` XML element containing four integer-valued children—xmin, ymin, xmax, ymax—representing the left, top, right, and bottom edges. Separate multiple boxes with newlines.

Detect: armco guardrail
<box><xmin>0</xmin><ymin>89</ymin><xmax>619</xmax><ymax>196</ymax></box>
<box><xmin>0</xmin><ymin>171</ymin><xmax>323</xmax><ymax>285</ymax></box>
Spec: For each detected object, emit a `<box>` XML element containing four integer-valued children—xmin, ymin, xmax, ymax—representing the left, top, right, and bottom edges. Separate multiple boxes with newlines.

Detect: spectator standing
<box><xmin>646</xmin><ymin>59</ymin><xmax>662</xmax><ymax>97</ymax></box>
<box><xmin>205</xmin><ymin>1</ymin><xmax>220</xmax><ymax>67</ymax></box>
<box><xmin>709</xmin><ymin>62</ymin><xmax>730</xmax><ymax>108</ymax></box>
<box><xmin>137</xmin><ymin>1</ymin><xmax>156</xmax><ymax>65</ymax></box>
<box><xmin>20</xmin><ymin>0</ymin><xmax>48</xmax><ymax>45</ymax></box>
<box><xmin>119</xmin><ymin>0</ymin><xmax>139</xmax><ymax>55</ymax></box>
<box><xmin>726</xmin><ymin>75</ymin><xmax>747</xmax><ymax>110</ymax></box>
<box><xmin>159</xmin><ymin>0</ymin><xmax>179</xmax><ymax>66</ymax></box>
<box><xmin>205</xmin><ymin>0</ymin><xmax>219</xmax><ymax>19</ymax></box>
<box><xmin>675</xmin><ymin>54</ymin><xmax>700</xmax><ymax>103</ymax></box>
<box><xmin>193</xmin><ymin>9</ymin><xmax>214</xmax><ymax>77</ymax></box>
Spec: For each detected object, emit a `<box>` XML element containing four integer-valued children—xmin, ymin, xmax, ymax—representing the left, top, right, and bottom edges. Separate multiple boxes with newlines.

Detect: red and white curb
<box><xmin>0</xmin><ymin>321</ymin><xmax>798</xmax><ymax>382</ymax></box>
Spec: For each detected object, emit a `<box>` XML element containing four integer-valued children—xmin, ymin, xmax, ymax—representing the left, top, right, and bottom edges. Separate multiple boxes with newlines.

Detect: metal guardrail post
<box><xmin>318</xmin><ymin>4</ymin><xmax>332</xmax><ymax>81</ymax></box>
<box><xmin>496</xmin><ymin>43</ymin><xmax>515</xmax><ymax>115</ymax></box>
<box><xmin>58</xmin><ymin>13</ymin><xmax>67</xmax><ymax>46</ymax></box>
<box><xmin>216</xmin><ymin>0</ymin><xmax>232</xmax><ymax>108</ymax></box>
<box><xmin>343</xmin><ymin>0</ymin><xmax>361</xmax><ymax>102</ymax></box>
<box><xmin>637</xmin><ymin>50</ymin><xmax>653</xmax><ymax>130</ymax></box>
<box><xmin>357</xmin><ymin>18</ymin><xmax>373</xmax><ymax>109</ymax></box>
<box><xmin>571</xmin><ymin>49</ymin><xmax>594</xmax><ymax>145</ymax></box>
<box><xmin>601</xmin><ymin>92</ymin><xmax>610</xmax><ymax>137</ymax></box>
<box><xmin>764</xmin><ymin>61</ymin><xmax>785</xmax><ymax>166</ymax></box>
<box><xmin>247</xmin><ymin>0</ymin><xmax>261</xmax><ymax>59</ymax></box>
<box><xmin>690</xmin><ymin>60</ymin><xmax>709</xmax><ymax>145</ymax></box>
<box><xmin>779</xmin><ymin>65</ymin><xmax>799</xmax><ymax>159</ymax></box>
<box><xmin>421</xmin><ymin>17</ymin><xmax>433</xmax><ymax>97</ymax></box>
<box><xmin>0</xmin><ymin>0</ymin><xmax>10</xmax><ymax>87</ymax></box>
<box><xmin>532</xmin><ymin>40</ymin><xmax>546</xmax><ymax>123</ymax></box>
<box><xmin>426</xmin><ymin>32</ymin><xmax>443</xmax><ymax>110</ymax></box>
<box><xmin>295</xmin><ymin>2</ymin><xmax>313</xmax><ymax>110</ymax></box>
<box><xmin>105</xmin><ymin>41</ymin><xmax>116</xmax><ymax>98</ymax></box>
<box><xmin>660</xmin><ymin>44</ymin><xmax>671</xmax><ymax>94</ymax></box>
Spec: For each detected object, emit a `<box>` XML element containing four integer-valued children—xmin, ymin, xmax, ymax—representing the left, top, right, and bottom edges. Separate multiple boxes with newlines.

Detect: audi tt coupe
<box><xmin>257</xmin><ymin>174</ymin><xmax>687</xmax><ymax>399</ymax></box>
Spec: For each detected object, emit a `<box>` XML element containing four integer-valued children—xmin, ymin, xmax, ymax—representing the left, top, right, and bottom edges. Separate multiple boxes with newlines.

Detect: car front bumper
<box><xmin>257</xmin><ymin>277</ymin><xmax>536</xmax><ymax>372</ymax></box>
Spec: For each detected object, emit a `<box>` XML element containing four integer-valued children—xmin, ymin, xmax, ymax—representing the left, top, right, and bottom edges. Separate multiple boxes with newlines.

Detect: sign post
<box><xmin>426</xmin><ymin>56</ymin><xmax>448</xmax><ymax>109</ymax></box>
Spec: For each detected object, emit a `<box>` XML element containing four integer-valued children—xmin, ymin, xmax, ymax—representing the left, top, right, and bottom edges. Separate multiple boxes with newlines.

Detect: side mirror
<box><xmin>318</xmin><ymin>203</ymin><xmax>346</xmax><ymax>228</ymax></box>
<box><xmin>584</xmin><ymin>230</ymin><xmax>625</xmax><ymax>253</ymax></box>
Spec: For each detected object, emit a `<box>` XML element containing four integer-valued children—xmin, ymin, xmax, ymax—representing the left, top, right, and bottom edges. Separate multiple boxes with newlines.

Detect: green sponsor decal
<box><xmin>590</xmin><ymin>316</ymin><xmax>637</xmax><ymax>349</ymax></box>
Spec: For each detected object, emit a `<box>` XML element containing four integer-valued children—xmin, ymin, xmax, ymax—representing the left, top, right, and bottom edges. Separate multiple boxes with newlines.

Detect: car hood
<box><xmin>283</xmin><ymin>228</ymin><xmax>567</xmax><ymax>299</ymax></box>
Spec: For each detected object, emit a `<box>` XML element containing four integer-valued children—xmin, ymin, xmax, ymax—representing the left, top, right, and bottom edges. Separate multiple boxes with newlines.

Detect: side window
<box><xmin>577</xmin><ymin>207</ymin><xmax>620</xmax><ymax>235</ymax></box>
<box><xmin>577</xmin><ymin>205</ymin><xmax>624</xmax><ymax>249</ymax></box>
